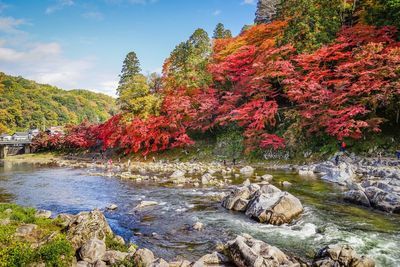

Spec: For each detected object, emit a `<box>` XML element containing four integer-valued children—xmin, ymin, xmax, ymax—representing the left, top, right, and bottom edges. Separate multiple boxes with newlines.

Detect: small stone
<box><xmin>261</xmin><ymin>174</ymin><xmax>273</xmax><ymax>182</ymax></box>
<box><xmin>240</xmin><ymin>166</ymin><xmax>255</xmax><ymax>177</ymax></box>
<box><xmin>282</xmin><ymin>181</ymin><xmax>292</xmax><ymax>187</ymax></box>
<box><xmin>106</xmin><ymin>204</ymin><xmax>118</xmax><ymax>211</ymax></box>
<box><xmin>35</xmin><ymin>209</ymin><xmax>52</xmax><ymax>219</ymax></box>
<box><xmin>94</xmin><ymin>260</ymin><xmax>107</xmax><ymax>267</ymax></box>
<box><xmin>192</xmin><ymin>222</ymin><xmax>204</xmax><ymax>231</ymax></box>
<box><xmin>149</xmin><ymin>258</ymin><xmax>169</xmax><ymax>267</ymax></box>
<box><xmin>242</xmin><ymin>179</ymin><xmax>251</xmax><ymax>186</ymax></box>
<box><xmin>135</xmin><ymin>201</ymin><xmax>159</xmax><ymax>209</ymax></box>
<box><xmin>133</xmin><ymin>248</ymin><xmax>155</xmax><ymax>266</ymax></box>
<box><xmin>4</xmin><ymin>208</ymin><xmax>12</xmax><ymax>214</ymax></box>
<box><xmin>76</xmin><ymin>261</ymin><xmax>89</xmax><ymax>267</ymax></box>
<box><xmin>15</xmin><ymin>224</ymin><xmax>37</xmax><ymax>236</ymax></box>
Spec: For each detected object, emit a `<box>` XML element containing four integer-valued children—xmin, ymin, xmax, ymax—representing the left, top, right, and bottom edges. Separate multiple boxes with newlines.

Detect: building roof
<box><xmin>13</xmin><ymin>132</ymin><xmax>29</xmax><ymax>136</ymax></box>
<box><xmin>0</xmin><ymin>133</ymin><xmax>11</xmax><ymax>137</ymax></box>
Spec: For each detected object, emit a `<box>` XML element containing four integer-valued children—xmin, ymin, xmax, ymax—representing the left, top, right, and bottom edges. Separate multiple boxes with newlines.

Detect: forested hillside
<box><xmin>0</xmin><ymin>72</ymin><xmax>117</xmax><ymax>134</ymax></box>
<box><xmin>33</xmin><ymin>0</ymin><xmax>400</xmax><ymax>159</ymax></box>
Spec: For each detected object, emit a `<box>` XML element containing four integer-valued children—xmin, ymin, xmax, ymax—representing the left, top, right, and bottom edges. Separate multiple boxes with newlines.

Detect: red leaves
<box><xmin>35</xmin><ymin>23</ymin><xmax>400</xmax><ymax>155</ymax></box>
<box><xmin>285</xmin><ymin>25</ymin><xmax>400</xmax><ymax>140</ymax></box>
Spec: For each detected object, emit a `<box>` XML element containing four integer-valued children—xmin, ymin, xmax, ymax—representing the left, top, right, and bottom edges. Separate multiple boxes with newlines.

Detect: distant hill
<box><xmin>0</xmin><ymin>72</ymin><xmax>117</xmax><ymax>133</ymax></box>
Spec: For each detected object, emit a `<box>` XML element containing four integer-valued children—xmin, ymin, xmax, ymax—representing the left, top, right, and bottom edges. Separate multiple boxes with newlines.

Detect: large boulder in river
<box><xmin>313</xmin><ymin>244</ymin><xmax>375</xmax><ymax>267</ymax></box>
<box><xmin>222</xmin><ymin>184</ymin><xmax>260</xmax><ymax>211</ymax></box>
<box><xmin>222</xmin><ymin>183</ymin><xmax>303</xmax><ymax>225</ymax></box>
<box><xmin>364</xmin><ymin>186</ymin><xmax>400</xmax><ymax>213</ymax></box>
<box><xmin>344</xmin><ymin>190</ymin><xmax>371</xmax><ymax>207</ymax></box>
<box><xmin>245</xmin><ymin>187</ymin><xmax>303</xmax><ymax>225</ymax></box>
<box><xmin>319</xmin><ymin>161</ymin><xmax>356</xmax><ymax>185</ymax></box>
<box><xmin>226</xmin><ymin>234</ymin><xmax>299</xmax><ymax>267</ymax></box>
<box><xmin>60</xmin><ymin>209</ymin><xmax>113</xmax><ymax>250</ymax></box>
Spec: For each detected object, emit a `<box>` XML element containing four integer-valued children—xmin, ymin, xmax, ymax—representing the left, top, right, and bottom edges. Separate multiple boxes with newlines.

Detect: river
<box><xmin>0</xmin><ymin>161</ymin><xmax>399</xmax><ymax>266</ymax></box>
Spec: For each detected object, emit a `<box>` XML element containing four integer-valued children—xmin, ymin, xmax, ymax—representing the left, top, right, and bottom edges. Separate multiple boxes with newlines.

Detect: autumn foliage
<box><xmin>33</xmin><ymin>22</ymin><xmax>400</xmax><ymax>156</ymax></box>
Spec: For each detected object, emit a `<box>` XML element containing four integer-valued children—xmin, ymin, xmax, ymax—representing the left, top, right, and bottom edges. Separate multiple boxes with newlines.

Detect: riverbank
<box><xmin>0</xmin><ymin>203</ymin><xmax>376</xmax><ymax>267</ymax></box>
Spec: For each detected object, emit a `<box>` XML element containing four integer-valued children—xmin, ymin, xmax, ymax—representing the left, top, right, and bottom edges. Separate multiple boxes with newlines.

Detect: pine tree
<box><xmin>213</xmin><ymin>23</ymin><xmax>232</xmax><ymax>39</ymax></box>
<box><xmin>117</xmin><ymin>51</ymin><xmax>141</xmax><ymax>95</ymax></box>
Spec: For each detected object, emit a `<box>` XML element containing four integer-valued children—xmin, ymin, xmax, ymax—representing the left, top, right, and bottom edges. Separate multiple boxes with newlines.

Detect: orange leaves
<box><xmin>212</xmin><ymin>21</ymin><xmax>287</xmax><ymax>61</ymax></box>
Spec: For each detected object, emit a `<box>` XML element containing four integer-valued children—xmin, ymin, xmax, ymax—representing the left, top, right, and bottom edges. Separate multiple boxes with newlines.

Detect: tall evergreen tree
<box><xmin>117</xmin><ymin>52</ymin><xmax>141</xmax><ymax>95</ymax></box>
<box><xmin>213</xmin><ymin>23</ymin><xmax>232</xmax><ymax>39</ymax></box>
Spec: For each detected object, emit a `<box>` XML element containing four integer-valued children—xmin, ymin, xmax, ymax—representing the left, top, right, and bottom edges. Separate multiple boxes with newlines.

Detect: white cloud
<box><xmin>45</xmin><ymin>0</ymin><xmax>74</xmax><ymax>14</ymax></box>
<box><xmin>213</xmin><ymin>10</ymin><xmax>221</xmax><ymax>16</ymax></box>
<box><xmin>0</xmin><ymin>42</ymin><xmax>93</xmax><ymax>87</ymax></box>
<box><xmin>82</xmin><ymin>11</ymin><xmax>104</xmax><ymax>21</ymax></box>
<box><xmin>0</xmin><ymin>16</ymin><xmax>27</xmax><ymax>33</ymax></box>
<box><xmin>242</xmin><ymin>0</ymin><xmax>256</xmax><ymax>5</ymax></box>
<box><xmin>0</xmin><ymin>15</ymin><xmax>117</xmax><ymax>96</ymax></box>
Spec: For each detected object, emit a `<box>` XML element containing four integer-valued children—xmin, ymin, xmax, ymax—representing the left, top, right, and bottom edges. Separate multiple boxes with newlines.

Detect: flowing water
<box><xmin>0</xmin><ymin>161</ymin><xmax>399</xmax><ymax>266</ymax></box>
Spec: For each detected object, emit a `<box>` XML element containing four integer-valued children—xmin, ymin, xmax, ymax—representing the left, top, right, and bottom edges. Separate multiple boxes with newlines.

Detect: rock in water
<box><xmin>106</xmin><ymin>204</ymin><xmax>118</xmax><ymax>211</ymax></box>
<box><xmin>226</xmin><ymin>234</ymin><xmax>299</xmax><ymax>267</ymax></box>
<box><xmin>261</xmin><ymin>174</ymin><xmax>273</xmax><ymax>182</ymax></box>
<box><xmin>222</xmin><ymin>183</ymin><xmax>303</xmax><ymax>225</ymax></box>
<box><xmin>240</xmin><ymin>166</ymin><xmax>255</xmax><ymax>177</ymax></box>
<box><xmin>79</xmin><ymin>239</ymin><xmax>107</xmax><ymax>264</ymax></box>
<box><xmin>313</xmin><ymin>244</ymin><xmax>375</xmax><ymax>267</ymax></box>
<box><xmin>344</xmin><ymin>190</ymin><xmax>371</xmax><ymax>207</ymax></box>
<box><xmin>135</xmin><ymin>201</ymin><xmax>159</xmax><ymax>209</ymax></box>
<box><xmin>222</xmin><ymin>184</ymin><xmax>260</xmax><ymax>211</ymax></box>
<box><xmin>245</xmin><ymin>188</ymin><xmax>303</xmax><ymax>225</ymax></box>
<box><xmin>192</xmin><ymin>222</ymin><xmax>204</xmax><ymax>231</ymax></box>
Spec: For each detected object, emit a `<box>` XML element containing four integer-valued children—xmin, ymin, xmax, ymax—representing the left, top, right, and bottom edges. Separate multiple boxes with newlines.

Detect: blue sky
<box><xmin>0</xmin><ymin>0</ymin><xmax>257</xmax><ymax>96</ymax></box>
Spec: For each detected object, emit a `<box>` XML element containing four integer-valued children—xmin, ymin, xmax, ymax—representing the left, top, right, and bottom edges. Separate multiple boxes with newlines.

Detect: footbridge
<box><xmin>0</xmin><ymin>140</ymin><xmax>32</xmax><ymax>159</ymax></box>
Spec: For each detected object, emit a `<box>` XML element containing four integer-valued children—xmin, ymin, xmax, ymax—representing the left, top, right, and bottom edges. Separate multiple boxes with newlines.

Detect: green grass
<box><xmin>0</xmin><ymin>203</ymin><xmax>74</xmax><ymax>267</ymax></box>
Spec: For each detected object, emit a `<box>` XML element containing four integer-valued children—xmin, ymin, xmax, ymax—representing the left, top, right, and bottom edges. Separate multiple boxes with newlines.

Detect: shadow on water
<box><xmin>0</xmin><ymin>161</ymin><xmax>399</xmax><ymax>266</ymax></box>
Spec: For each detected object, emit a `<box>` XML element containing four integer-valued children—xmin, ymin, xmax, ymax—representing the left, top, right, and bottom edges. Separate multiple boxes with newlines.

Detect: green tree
<box><xmin>362</xmin><ymin>0</ymin><xmax>400</xmax><ymax>30</ymax></box>
<box><xmin>213</xmin><ymin>23</ymin><xmax>232</xmax><ymax>39</ymax></box>
<box><xmin>117</xmin><ymin>51</ymin><xmax>141</xmax><ymax>95</ymax></box>
<box><xmin>118</xmin><ymin>74</ymin><xmax>162</xmax><ymax>118</ymax></box>
<box><xmin>277</xmin><ymin>0</ymin><xmax>344</xmax><ymax>52</ymax></box>
<box><xmin>164</xmin><ymin>28</ymin><xmax>212</xmax><ymax>89</ymax></box>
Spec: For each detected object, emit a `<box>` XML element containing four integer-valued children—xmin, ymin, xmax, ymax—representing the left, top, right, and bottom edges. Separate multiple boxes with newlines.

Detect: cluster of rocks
<box><xmin>198</xmin><ymin>234</ymin><xmax>375</xmax><ymax>267</ymax></box>
<box><xmin>222</xmin><ymin>182</ymin><xmax>303</xmax><ymax>225</ymax></box>
<box><xmin>299</xmin><ymin>154</ymin><xmax>400</xmax><ymax>213</ymax></box>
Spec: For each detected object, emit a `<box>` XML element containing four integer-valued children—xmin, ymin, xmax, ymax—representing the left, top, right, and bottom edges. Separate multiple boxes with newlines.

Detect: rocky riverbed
<box><xmin>299</xmin><ymin>154</ymin><xmax>400</xmax><ymax>213</ymax></box>
<box><xmin>2</xmin><ymin>154</ymin><xmax>400</xmax><ymax>266</ymax></box>
<box><xmin>0</xmin><ymin>204</ymin><xmax>375</xmax><ymax>267</ymax></box>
